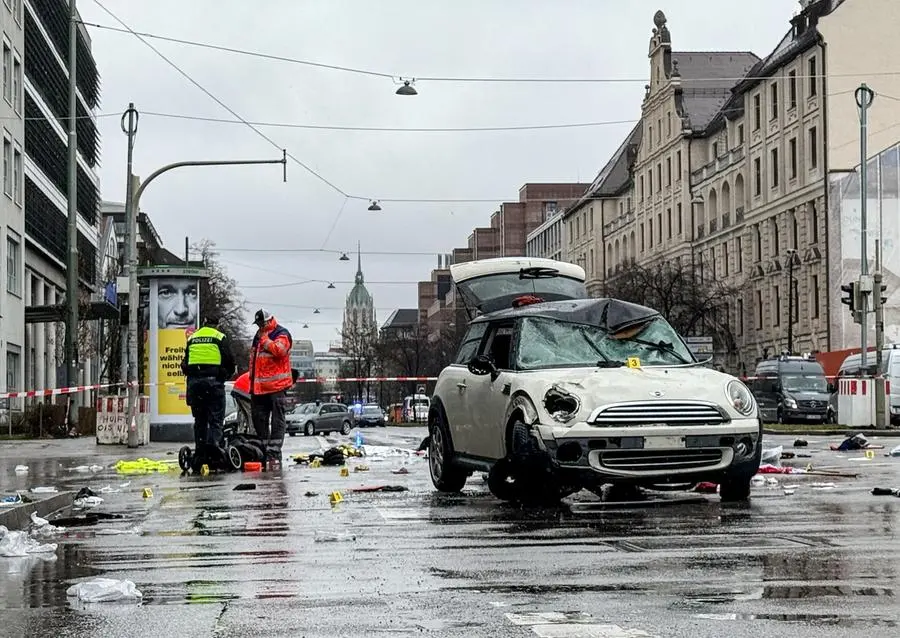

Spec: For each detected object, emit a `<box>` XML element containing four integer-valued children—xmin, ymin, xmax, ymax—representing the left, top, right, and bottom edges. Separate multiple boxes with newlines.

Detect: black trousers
<box><xmin>186</xmin><ymin>376</ymin><xmax>226</xmax><ymax>455</ymax></box>
<box><xmin>251</xmin><ymin>390</ymin><xmax>287</xmax><ymax>457</ymax></box>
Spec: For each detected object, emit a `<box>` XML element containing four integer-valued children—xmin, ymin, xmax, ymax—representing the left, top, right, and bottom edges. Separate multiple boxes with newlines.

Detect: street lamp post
<box><xmin>122</xmin><ymin>149</ymin><xmax>287</xmax><ymax>448</ymax></box>
<box><xmin>786</xmin><ymin>248</ymin><xmax>797</xmax><ymax>355</ymax></box>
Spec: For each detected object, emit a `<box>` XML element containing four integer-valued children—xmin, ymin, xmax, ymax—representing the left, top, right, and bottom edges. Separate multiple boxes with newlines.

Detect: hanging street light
<box><xmin>327</xmin><ymin>282</ymin><xmax>336</xmax><ymax>289</ymax></box>
<box><xmin>303</xmin><ymin>323</ymin><xmax>309</xmax><ymax>328</ymax></box>
<box><xmin>396</xmin><ymin>79</ymin><xmax>417</xmax><ymax>96</ymax></box>
<box><xmin>368</xmin><ymin>200</ymin><xmax>382</xmax><ymax>211</ymax></box>
<box><xmin>339</xmin><ymin>252</ymin><xmax>350</xmax><ymax>261</ymax></box>
<box><xmin>314</xmin><ymin>308</ymin><xmax>320</xmax><ymax>314</ymax></box>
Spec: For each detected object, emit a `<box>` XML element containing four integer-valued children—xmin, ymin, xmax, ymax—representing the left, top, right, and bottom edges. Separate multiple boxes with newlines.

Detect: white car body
<box><xmin>428</xmin><ymin>257</ymin><xmax>762</xmax><ymax>500</ymax></box>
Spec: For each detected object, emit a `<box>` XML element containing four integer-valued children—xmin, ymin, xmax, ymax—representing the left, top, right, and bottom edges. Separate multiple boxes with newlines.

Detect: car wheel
<box><xmin>487</xmin><ymin>458</ymin><xmax>520</xmax><ymax>501</ymax></box>
<box><xmin>506</xmin><ymin>421</ymin><xmax>568</xmax><ymax>506</ymax></box>
<box><xmin>341</xmin><ymin>420</ymin><xmax>352</xmax><ymax>436</ymax></box>
<box><xmin>428</xmin><ymin>407</ymin><xmax>468</xmax><ymax>493</ymax></box>
<box><xmin>719</xmin><ymin>474</ymin><xmax>753</xmax><ymax>502</ymax></box>
<box><xmin>304</xmin><ymin>422</ymin><xmax>315</xmax><ymax>436</ymax></box>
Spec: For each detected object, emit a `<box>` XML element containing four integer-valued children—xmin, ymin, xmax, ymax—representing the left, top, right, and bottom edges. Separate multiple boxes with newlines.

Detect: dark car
<box><xmin>356</xmin><ymin>404</ymin><xmax>387</xmax><ymax>427</ymax></box>
<box><xmin>750</xmin><ymin>354</ymin><xmax>833</xmax><ymax>424</ymax></box>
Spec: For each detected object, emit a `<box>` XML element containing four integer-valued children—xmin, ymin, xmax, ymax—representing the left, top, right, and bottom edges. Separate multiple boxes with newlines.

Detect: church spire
<box><xmin>355</xmin><ymin>240</ymin><xmax>364</xmax><ymax>285</ymax></box>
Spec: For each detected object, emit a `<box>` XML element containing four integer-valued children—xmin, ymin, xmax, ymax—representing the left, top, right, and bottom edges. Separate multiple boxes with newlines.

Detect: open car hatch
<box><xmin>449</xmin><ymin>257</ymin><xmax>587</xmax><ymax>317</ymax></box>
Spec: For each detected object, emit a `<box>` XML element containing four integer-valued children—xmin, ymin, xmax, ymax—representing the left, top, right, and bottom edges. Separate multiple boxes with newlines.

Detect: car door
<box><xmin>440</xmin><ymin>322</ymin><xmax>488</xmax><ymax>450</ymax></box>
<box><xmin>314</xmin><ymin>404</ymin><xmax>331</xmax><ymax>433</ymax></box>
<box><xmin>755</xmin><ymin>372</ymin><xmax>779</xmax><ymax>423</ymax></box>
<box><xmin>462</xmin><ymin>320</ymin><xmax>517</xmax><ymax>460</ymax></box>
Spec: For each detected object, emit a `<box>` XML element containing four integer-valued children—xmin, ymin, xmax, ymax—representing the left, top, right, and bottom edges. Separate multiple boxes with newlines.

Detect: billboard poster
<box><xmin>142</xmin><ymin>267</ymin><xmax>205</xmax><ymax>424</ymax></box>
<box><xmin>829</xmin><ymin>143</ymin><xmax>900</xmax><ymax>350</ymax></box>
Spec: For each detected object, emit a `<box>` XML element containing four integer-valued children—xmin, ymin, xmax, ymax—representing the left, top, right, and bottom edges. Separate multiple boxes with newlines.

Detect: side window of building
<box><xmin>454</xmin><ymin>323</ymin><xmax>488</xmax><ymax>364</ymax></box>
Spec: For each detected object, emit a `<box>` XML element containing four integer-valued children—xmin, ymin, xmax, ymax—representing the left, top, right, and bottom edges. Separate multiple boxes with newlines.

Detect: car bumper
<box><xmin>285</xmin><ymin>422</ymin><xmax>301</xmax><ymax>433</ymax></box>
<box><xmin>783</xmin><ymin>408</ymin><xmax>828</xmax><ymax>420</ymax></box>
<box><xmin>530</xmin><ymin>419</ymin><xmax>761</xmax><ymax>481</ymax></box>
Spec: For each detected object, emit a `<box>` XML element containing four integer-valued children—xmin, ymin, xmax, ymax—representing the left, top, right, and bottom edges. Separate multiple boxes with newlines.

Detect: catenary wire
<box><xmin>78</xmin><ymin>19</ymin><xmax>900</xmax><ymax>86</ymax></box>
<box><xmin>90</xmin><ymin>0</ymin><xmax>350</xmax><ymax>199</ymax></box>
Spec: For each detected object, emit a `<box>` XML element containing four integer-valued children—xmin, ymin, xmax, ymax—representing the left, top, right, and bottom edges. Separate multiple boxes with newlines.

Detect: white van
<box><xmin>834</xmin><ymin>345</ymin><xmax>900</xmax><ymax>424</ymax></box>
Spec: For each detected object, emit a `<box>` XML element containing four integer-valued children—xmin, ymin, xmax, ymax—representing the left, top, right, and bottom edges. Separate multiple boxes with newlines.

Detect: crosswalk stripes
<box><xmin>504</xmin><ymin>612</ymin><xmax>657</xmax><ymax>637</ymax></box>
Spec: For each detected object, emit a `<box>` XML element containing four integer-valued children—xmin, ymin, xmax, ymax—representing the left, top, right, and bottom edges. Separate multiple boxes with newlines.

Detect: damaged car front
<box><xmin>498</xmin><ymin>301</ymin><xmax>762</xmax><ymax>503</ymax></box>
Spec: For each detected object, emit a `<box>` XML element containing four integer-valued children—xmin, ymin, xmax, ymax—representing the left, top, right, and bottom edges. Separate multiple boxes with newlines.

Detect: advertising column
<box><xmin>140</xmin><ymin>265</ymin><xmax>208</xmax><ymax>441</ymax></box>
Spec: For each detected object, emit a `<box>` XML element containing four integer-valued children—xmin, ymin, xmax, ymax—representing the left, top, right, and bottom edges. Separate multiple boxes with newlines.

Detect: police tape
<box><xmin>0</xmin><ymin>376</ymin><xmax>439</xmax><ymax>400</ymax></box>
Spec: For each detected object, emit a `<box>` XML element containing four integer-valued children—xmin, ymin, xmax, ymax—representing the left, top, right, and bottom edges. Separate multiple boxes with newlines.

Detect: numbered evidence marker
<box><xmin>626</xmin><ymin>357</ymin><xmax>642</xmax><ymax>369</ymax></box>
<box><xmin>865</xmin><ymin>449</ymin><xmax>876</xmax><ymax>460</ymax></box>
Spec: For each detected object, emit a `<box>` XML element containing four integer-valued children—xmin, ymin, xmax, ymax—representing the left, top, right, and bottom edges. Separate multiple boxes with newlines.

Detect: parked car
<box><xmin>356</xmin><ymin>404</ymin><xmax>388</xmax><ymax>427</ymax></box>
<box><xmin>286</xmin><ymin>402</ymin><xmax>353</xmax><ymax>436</ymax></box>
<box><xmin>427</xmin><ymin>257</ymin><xmax>762</xmax><ymax>504</ymax></box>
<box><xmin>749</xmin><ymin>355</ymin><xmax>832</xmax><ymax>424</ymax></box>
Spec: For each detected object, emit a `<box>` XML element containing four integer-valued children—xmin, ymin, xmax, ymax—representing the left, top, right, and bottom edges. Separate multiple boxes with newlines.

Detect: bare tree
<box><xmin>193</xmin><ymin>240</ymin><xmax>249</xmax><ymax>371</ymax></box>
<box><xmin>604</xmin><ymin>258</ymin><xmax>745</xmax><ymax>364</ymax></box>
<box><xmin>338</xmin><ymin>326</ymin><xmax>379</xmax><ymax>403</ymax></box>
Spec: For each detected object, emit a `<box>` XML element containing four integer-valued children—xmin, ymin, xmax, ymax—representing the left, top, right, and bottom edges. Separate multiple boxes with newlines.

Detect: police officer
<box><xmin>181</xmin><ymin>319</ymin><xmax>236</xmax><ymax>469</ymax></box>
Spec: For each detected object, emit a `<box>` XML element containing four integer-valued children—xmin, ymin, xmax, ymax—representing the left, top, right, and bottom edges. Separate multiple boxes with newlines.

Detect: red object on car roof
<box><xmin>512</xmin><ymin>295</ymin><xmax>545</xmax><ymax>308</ymax></box>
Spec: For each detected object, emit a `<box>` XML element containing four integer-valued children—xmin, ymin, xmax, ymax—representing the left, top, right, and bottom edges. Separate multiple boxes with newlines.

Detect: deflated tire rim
<box><xmin>430</xmin><ymin>426</ymin><xmax>443</xmax><ymax>480</ymax></box>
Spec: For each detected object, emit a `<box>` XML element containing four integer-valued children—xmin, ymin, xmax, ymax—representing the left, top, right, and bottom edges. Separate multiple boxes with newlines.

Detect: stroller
<box><xmin>178</xmin><ymin>370</ymin><xmax>299</xmax><ymax>473</ymax></box>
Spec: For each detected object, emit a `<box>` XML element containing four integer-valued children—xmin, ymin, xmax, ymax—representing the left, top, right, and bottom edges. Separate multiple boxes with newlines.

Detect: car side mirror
<box><xmin>468</xmin><ymin>353</ymin><xmax>499</xmax><ymax>380</ymax></box>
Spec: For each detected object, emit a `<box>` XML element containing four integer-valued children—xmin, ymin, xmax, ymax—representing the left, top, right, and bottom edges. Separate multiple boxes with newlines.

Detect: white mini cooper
<box><xmin>427</xmin><ymin>257</ymin><xmax>762</xmax><ymax>504</ymax></box>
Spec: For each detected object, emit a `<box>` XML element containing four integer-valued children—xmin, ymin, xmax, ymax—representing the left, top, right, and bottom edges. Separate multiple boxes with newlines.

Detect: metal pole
<box><xmin>787</xmin><ymin>251</ymin><xmax>794</xmax><ymax>355</ymax></box>
<box><xmin>875</xmin><ymin>156</ymin><xmax>888</xmax><ymax>427</ymax></box>
<box><xmin>125</xmin><ymin>156</ymin><xmax>287</xmax><ymax>447</ymax></box>
<box><xmin>65</xmin><ymin>0</ymin><xmax>79</xmax><ymax>427</ymax></box>
<box><xmin>122</xmin><ymin>104</ymin><xmax>139</xmax><ymax>447</ymax></box>
<box><xmin>856</xmin><ymin>84</ymin><xmax>875</xmax><ymax>372</ymax></box>
<box><xmin>120</xmin><ymin>105</ymin><xmax>138</xmax><ymax>395</ymax></box>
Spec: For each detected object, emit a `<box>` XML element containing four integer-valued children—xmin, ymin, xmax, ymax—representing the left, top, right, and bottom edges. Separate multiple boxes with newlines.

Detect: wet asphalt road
<box><xmin>1</xmin><ymin>427</ymin><xmax>900</xmax><ymax>637</ymax></box>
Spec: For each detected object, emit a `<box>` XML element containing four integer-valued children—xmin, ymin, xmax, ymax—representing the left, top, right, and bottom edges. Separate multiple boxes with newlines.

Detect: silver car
<box><xmin>286</xmin><ymin>402</ymin><xmax>353</xmax><ymax>436</ymax></box>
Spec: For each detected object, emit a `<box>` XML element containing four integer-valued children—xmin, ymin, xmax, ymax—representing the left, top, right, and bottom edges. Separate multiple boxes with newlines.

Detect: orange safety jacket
<box><xmin>249</xmin><ymin>320</ymin><xmax>294</xmax><ymax>395</ymax></box>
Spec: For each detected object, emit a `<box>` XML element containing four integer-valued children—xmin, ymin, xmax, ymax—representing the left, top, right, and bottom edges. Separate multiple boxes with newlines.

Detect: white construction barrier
<box><xmin>837</xmin><ymin>377</ymin><xmax>890</xmax><ymax>428</ymax></box>
<box><xmin>95</xmin><ymin>395</ymin><xmax>151</xmax><ymax>445</ymax></box>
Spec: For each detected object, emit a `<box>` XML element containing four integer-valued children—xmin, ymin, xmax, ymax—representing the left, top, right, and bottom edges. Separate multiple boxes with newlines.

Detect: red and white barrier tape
<box><xmin>0</xmin><ymin>376</ymin><xmax>438</xmax><ymax>400</ymax></box>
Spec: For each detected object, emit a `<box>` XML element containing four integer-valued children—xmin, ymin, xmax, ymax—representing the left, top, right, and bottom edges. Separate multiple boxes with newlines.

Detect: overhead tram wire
<box><xmin>90</xmin><ymin>0</ymin><xmax>350</xmax><ymax>199</ymax></box>
<box><xmin>78</xmin><ymin>19</ymin><xmax>900</xmax><ymax>86</ymax></box>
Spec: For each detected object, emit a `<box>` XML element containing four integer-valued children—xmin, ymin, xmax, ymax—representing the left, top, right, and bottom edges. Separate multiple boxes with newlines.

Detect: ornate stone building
<box><xmin>342</xmin><ymin>243</ymin><xmax>377</xmax><ymax>340</ymax></box>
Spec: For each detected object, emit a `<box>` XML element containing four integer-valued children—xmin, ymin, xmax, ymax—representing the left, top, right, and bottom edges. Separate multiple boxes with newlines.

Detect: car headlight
<box><xmin>224</xmin><ymin>412</ymin><xmax>238</xmax><ymax>425</ymax></box>
<box><xmin>784</xmin><ymin>397</ymin><xmax>798</xmax><ymax>409</ymax></box>
<box><xmin>726</xmin><ymin>380</ymin><xmax>755</xmax><ymax>416</ymax></box>
<box><xmin>544</xmin><ymin>386</ymin><xmax>580</xmax><ymax>423</ymax></box>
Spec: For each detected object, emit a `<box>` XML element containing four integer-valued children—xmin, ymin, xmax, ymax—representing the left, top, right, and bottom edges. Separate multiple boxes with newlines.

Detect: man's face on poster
<box><xmin>157</xmin><ymin>279</ymin><xmax>198</xmax><ymax>329</ymax></box>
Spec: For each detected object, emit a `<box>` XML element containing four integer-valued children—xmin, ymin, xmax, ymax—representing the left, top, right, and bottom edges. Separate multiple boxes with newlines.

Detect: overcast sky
<box><xmin>79</xmin><ymin>0</ymin><xmax>800</xmax><ymax>350</ymax></box>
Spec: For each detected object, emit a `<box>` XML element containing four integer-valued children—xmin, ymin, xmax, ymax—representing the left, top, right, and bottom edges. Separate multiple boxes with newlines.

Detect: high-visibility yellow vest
<box><xmin>185</xmin><ymin>326</ymin><xmax>225</xmax><ymax>366</ymax></box>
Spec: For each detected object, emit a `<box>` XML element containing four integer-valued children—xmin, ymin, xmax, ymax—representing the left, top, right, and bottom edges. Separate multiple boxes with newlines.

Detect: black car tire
<box><xmin>304</xmin><ymin>422</ymin><xmax>315</xmax><ymax>436</ymax></box>
<box><xmin>428</xmin><ymin>407</ymin><xmax>468</xmax><ymax>493</ymax></box>
<box><xmin>719</xmin><ymin>474</ymin><xmax>753</xmax><ymax>502</ymax></box>
<box><xmin>341</xmin><ymin>420</ymin><xmax>352</xmax><ymax>436</ymax></box>
<box><xmin>288</xmin><ymin>432</ymin><xmax>296</xmax><ymax>437</ymax></box>
<box><xmin>487</xmin><ymin>458</ymin><xmax>519</xmax><ymax>501</ymax></box>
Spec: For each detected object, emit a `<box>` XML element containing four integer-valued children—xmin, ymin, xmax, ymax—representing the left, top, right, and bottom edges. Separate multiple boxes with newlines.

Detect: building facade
<box><xmin>342</xmin><ymin>245</ymin><xmax>377</xmax><ymax>340</ymax></box>
<box><xmin>23</xmin><ymin>0</ymin><xmax>101</xmax><ymax>396</ymax></box>
<box><xmin>0</xmin><ymin>0</ymin><xmax>25</xmax><ymax>405</ymax></box>
<box><xmin>525</xmin><ymin>207</ymin><xmax>567</xmax><ymax>262</ymax></box>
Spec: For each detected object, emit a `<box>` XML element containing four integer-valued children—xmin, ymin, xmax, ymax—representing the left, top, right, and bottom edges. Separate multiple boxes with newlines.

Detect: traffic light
<box><xmin>877</xmin><ymin>282</ymin><xmax>888</xmax><ymax>308</ymax></box>
<box><xmin>841</xmin><ymin>282</ymin><xmax>856</xmax><ymax>312</ymax></box>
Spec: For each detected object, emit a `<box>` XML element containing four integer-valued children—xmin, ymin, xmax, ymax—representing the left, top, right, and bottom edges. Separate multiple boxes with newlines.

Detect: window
<box><xmin>677</xmin><ymin>203</ymin><xmax>683</xmax><ymax>235</ymax></box>
<box><xmin>666</xmin><ymin>157</ymin><xmax>672</xmax><ymax>185</ymax></box>
<box><xmin>737</xmin><ymin>298</ymin><xmax>744</xmax><ymax>335</ymax></box>
<box><xmin>676</xmin><ymin>151</ymin><xmax>682</xmax><ymax>179</ymax></box>
<box><xmin>808</xmin><ymin>56</ymin><xmax>818</xmax><ymax>97</ymax></box>
<box><xmin>666</xmin><ymin>111</ymin><xmax>672</xmax><ymax>136</ymax></box>
<box><xmin>667</xmin><ymin>208</ymin><xmax>672</xmax><ymax>239</ymax></box>
<box><xmin>454</xmin><ymin>323</ymin><xmax>488</xmax><ymax>364</ymax></box>
<box><xmin>789</xmin><ymin>137</ymin><xmax>798</xmax><ymax>179</ymax></box>
<box><xmin>656</xmin><ymin>163</ymin><xmax>662</xmax><ymax>190</ymax></box>
<box><xmin>712</xmin><ymin>142</ymin><xmax>719</xmax><ymax>160</ymax></box>
<box><xmin>1</xmin><ymin>44</ymin><xmax>8</xmax><ymax>104</ymax></box>
<box><xmin>809</xmin><ymin>126</ymin><xmax>818</xmax><ymax>169</ymax></box>
<box><xmin>2</xmin><ymin>136</ymin><xmax>10</xmax><ymax>197</ymax></box>
<box><xmin>6</xmin><ymin>347</ymin><xmax>19</xmax><ymax>395</ymax></box>
<box><xmin>754</xmin><ymin>157</ymin><xmax>762</xmax><ymax>196</ymax></box>
<box><xmin>809</xmin><ymin>202</ymin><xmax>818</xmax><ymax>243</ymax></box>
<box><xmin>640</xmin><ymin>223</ymin><xmax>645</xmax><ymax>251</ymax></box>
<box><xmin>12</xmin><ymin>56</ymin><xmax>19</xmax><ymax>112</ymax></box>
<box><xmin>640</xmin><ymin>175</ymin><xmax>645</xmax><ymax>200</ymax></box>
<box><xmin>723</xmin><ymin>241</ymin><xmax>729</xmax><ymax>276</ymax></box>
<box><xmin>657</xmin><ymin>118</ymin><xmax>662</xmax><ymax>143</ymax></box>
<box><xmin>774</xmin><ymin>286</ymin><xmax>781</xmax><ymax>326</ymax></box>
<box><xmin>791</xmin><ymin>212</ymin><xmax>799</xmax><ymax>248</ymax></box>
<box><xmin>6</xmin><ymin>235</ymin><xmax>18</xmax><ymax>295</ymax></box>
<box><xmin>754</xmin><ymin>225</ymin><xmax>762</xmax><ymax>261</ymax></box>
<box><xmin>756</xmin><ymin>290</ymin><xmax>763</xmax><ymax>329</ymax></box>
<box><xmin>771</xmin><ymin>148</ymin><xmax>779</xmax><ymax>188</ymax></box>
<box><xmin>648</xmin><ymin>219</ymin><xmax>654</xmax><ymax>248</ymax></box>
<box><xmin>12</xmin><ymin>145</ymin><xmax>20</xmax><ymax>204</ymax></box>
<box><xmin>657</xmin><ymin>213</ymin><xmax>662</xmax><ymax>243</ymax></box>
<box><xmin>753</xmin><ymin>94</ymin><xmax>761</xmax><ymax>130</ymax></box>
<box><xmin>737</xmin><ymin>124</ymin><xmax>744</xmax><ymax>145</ymax></box>
<box><xmin>619</xmin><ymin>201</ymin><xmax>624</xmax><ymax>216</ymax></box>
<box><xmin>647</xmin><ymin>170</ymin><xmax>653</xmax><ymax>196</ymax></box>
<box><xmin>811</xmin><ymin>274</ymin><xmax>820</xmax><ymax>318</ymax></box>
<box><xmin>772</xmin><ymin>218</ymin><xmax>780</xmax><ymax>256</ymax></box>
<box><xmin>649</xmin><ymin>125</ymin><xmax>653</xmax><ymax>148</ymax></box>
<box><xmin>789</xmin><ymin>70</ymin><xmax>797</xmax><ymax>109</ymax></box>
<box><xmin>770</xmin><ymin>83</ymin><xmax>778</xmax><ymax>119</ymax></box>
<box><xmin>735</xmin><ymin>236</ymin><xmax>743</xmax><ymax>272</ymax></box>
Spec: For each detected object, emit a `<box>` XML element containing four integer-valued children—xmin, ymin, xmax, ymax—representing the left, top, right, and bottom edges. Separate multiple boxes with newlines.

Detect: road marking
<box><xmin>505</xmin><ymin>612</ymin><xmax>657</xmax><ymax>637</ymax></box>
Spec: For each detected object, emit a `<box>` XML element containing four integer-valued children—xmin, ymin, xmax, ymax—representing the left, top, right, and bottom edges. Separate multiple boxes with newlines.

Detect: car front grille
<box><xmin>798</xmin><ymin>400</ymin><xmax>826</xmax><ymax>409</ymax></box>
<box><xmin>590</xmin><ymin>401</ymin><xmax>727</xmax><ymax>426</ymax></box>
<box><xmin>598</xmin><ymin>448</ymin><xmax>724</xmax><ymax>473</ymax></box>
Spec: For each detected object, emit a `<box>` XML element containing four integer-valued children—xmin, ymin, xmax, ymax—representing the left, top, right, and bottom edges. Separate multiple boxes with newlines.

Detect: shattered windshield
<box><xmin>516</xmin><ymin>316</ymin><xmax>695</xmax><ymax>370</ymax></box>
<box><xmin>781</xmin><ymin>374</ymin><xmax>827</xmax><ymax>393</ymax></box>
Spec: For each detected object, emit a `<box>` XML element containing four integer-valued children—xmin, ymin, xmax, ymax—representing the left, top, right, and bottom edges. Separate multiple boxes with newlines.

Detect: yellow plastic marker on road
<box><xmin>340</xmin><ymin>467</ymin><xmax>350</xmax><ymax>477</ymax></box>
<box><xmin>142</xmin><ymin>487</ymin><xmax>153</xmax><ymax>498</ymax></box>
<box><xmin>627</xmin><ymin>357</ymin><xmax>641</xmax><ymax>369</ymax></box>
<box><xmin>329</xmin><ymin>491</ymin><xmax>343</xmax><ymax>505</ymax></box>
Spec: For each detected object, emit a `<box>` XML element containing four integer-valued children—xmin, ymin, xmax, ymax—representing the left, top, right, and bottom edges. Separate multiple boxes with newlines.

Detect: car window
<box><xmin>481</xmin><ymin>323</ymin><xmax>515</xmax><ymax>370</ymax></box>
<box><xmin>515</xmin><ymin>316</ymin><xmax>693</xmax><ymax>369</ymax></box>
<box><xmin>780</xmin><ymin>374</ymin><xmax>827</xmax><ymax>393</ymax></box>
<box><xmin>454</xmin><ymin>322</ymin><xmax>488</xmax><ymax>364</ymax></box>
<box><xmin>362</xmin><ymin>406</ymin><xmax>381</xmax><ymax>414</ymax></box>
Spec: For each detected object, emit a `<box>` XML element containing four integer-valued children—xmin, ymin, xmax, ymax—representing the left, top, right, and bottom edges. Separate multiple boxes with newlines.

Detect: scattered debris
<box><xmin>30</xmin><ymin>486</ymin><xmax>58</xmax><ymax>494</ymax></box>
<box><xmin>392</xmin><ymin>467</ymin><xmax>410</xmax><ymax>475</ymax></box>
<box><xmin>831</xmin><ymin>433</ymin><xmax>884</xmax><ymax>452</ymax></box>
<box><xmin>761</xmin><ymin>446</ymin><xmax>783</xmax><ymax>465</ymax></box>
<box><xmin>349</xmin><ymin>485</ymin><xmax>409</xmax><ymax>493</ymax></box>
<box><xmin>74</xmin><ymin>487</ymin><xmax>103</xmax><ymax>509</ymax></box>
<box><xmin>793</xmin><ymin>439</ymin><xmax>809</xmax><ymax>448</ymax></box>
<box><xmin>889</xmin><ymin>444</ymin><xmax>900</xmax><ymax>457</ymax></box>
<box><xmin>872</xmin><ymin>487</ymin><xmax>900</xmax><ymax>497</ymax></box>
<box><xmin>66</xmin><ymin>578</ymin><xmax>142</xmax><ymax>603</ymax></box>
<box><xmin>233</xmin><ymin>483</ymin><xmax>256</xmax><ymax>491</ymax></box>
<box><xmin>353</xmin><ymin>464</ymin><xmax>370</xmax><ymax>472</ymax></box>
<box><xmin>14</xmin><ymin>465</ymin><xmax>28</xmax><ymax>474</ymax></box>
<box><xmin>314</xmin><ymin>530</ymin><xmax>356</xmax><ymax>542</ymax></box>
<box><xmin>304</xmin><ymin>491</ymin><xmax>318</xmax><ymax>497</ymax></box>
<box><xmin>114</xmin><ymin>458</ymin><xmax>175</xmax><ymax>474</ymax></box>
<box><xmin>0</xmin><ymin>525</ymin><xmax>57</xmax><ymax>557</ymax></box>
<box><xmin>810</xmin><ymin>482</ymin><xmax>836</xmax><ymax>490</ymax></box>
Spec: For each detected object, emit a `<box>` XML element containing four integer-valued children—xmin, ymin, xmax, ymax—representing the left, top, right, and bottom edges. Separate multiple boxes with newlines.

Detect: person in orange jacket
<box><xmin>249</xmin><ymin>309</ymin><xmax>294</xmax><ymax>462</ymax></box>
